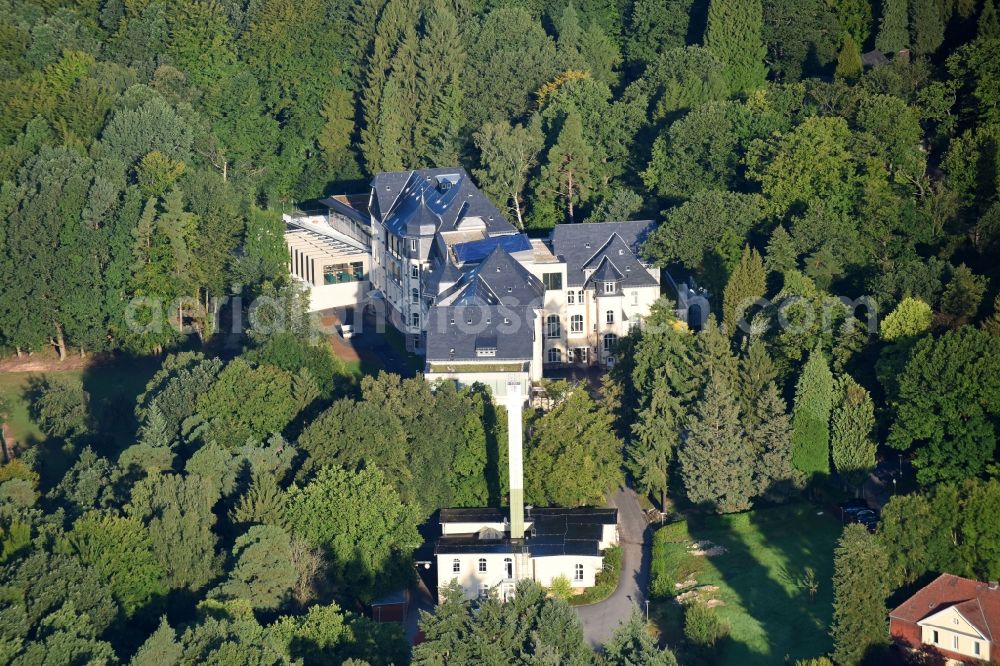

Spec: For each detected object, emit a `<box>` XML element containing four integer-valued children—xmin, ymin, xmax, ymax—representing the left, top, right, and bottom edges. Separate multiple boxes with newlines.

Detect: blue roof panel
<box><xmin>453</xmin><ymin>234</ymin><xmax>531</xmax><ymax>264</ymax></box>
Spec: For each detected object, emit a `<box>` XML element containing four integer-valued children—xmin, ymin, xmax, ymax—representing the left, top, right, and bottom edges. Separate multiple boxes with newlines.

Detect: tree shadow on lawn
<box><xmin>683</xmin><ymin>499</ymin><xmax>840</xmax><ymax>665</ymax></box>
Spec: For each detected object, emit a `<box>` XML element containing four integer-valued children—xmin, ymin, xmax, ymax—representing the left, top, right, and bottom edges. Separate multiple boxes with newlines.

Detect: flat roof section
<box><xmin>285</xmin><ymin>226</ymin><xmax>366</xmax><ymax>260</ymax></box>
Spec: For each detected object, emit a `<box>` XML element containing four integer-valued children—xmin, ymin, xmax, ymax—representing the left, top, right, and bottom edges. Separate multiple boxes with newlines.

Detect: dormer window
<box><xmin>604</xmin><ymin>281</ymin><xmax>615</xmax><ymax>294</ymax></box>
<box><xmin>618</xmin><ymin>249</ymin><xmax>624</xmax><ymax>255</ymax></box>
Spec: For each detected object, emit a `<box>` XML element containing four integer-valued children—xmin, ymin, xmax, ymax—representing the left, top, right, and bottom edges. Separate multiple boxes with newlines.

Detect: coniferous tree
<box><xmin>834</xmin><ymin>34</ymin><xmax>863</xmax><ymax>82</ymax></box>
<box><xmin>679</xmin><ymin>371</ymin><xmax>754</xmax><ymax>513</ymax></box>
<box><xmin>604</xmin><ymin>611</ymin><xmax>678</xmax><ymax>665</ymax></box>
<box><xmin>704</xmin><ymin>0</ymin><xmax>768</xmax><ymax>94</ymax></box>
<box><xmin>722</xmin><ymin>245</ymin><xmax>766</xmax><ymax>335</ymax></box>
<box><xmin>876</xmin><ymin>0</ymin><xmax>909</xmax><ymax>53</ymax></box>
<box><xmin>744</xmin><ymin>379</ymin><xmax>798</xmax><ymax>498</ymax></box>
<box><xmin>831</xmin><ymin>375</ymin><xmax>876</xmax><ymax>492</ymax></box>
<box><xmin>909</xmin><ymin>0</ymin><xmax>944</xmax><ymax>55</ymax></box>
<box><xmin>536</xmin><ymin>111</ymin><xmax>595</xmax><ymax>224</ymax></box>
<box><xmin>791</xmin><ymin>348</ymin><xmax>834</xmax><ymax>479</ymax></box>
<box><xmin>414</xmin><ymin>0</ymin><xmax>466</xmax><ymax>166</ymax></box>
<box><xmin>831</xmin><ymin>525</ymin><xmax>889</xmax><ymax>666</ymax></box>
<box><xmin>981</xmin><ymin>0</ymin><xmax>1000</xmax><ymax>39</ymax></box>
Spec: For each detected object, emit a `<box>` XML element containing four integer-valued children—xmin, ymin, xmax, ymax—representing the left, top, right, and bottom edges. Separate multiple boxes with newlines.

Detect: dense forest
<box><xmin>0</xmin><ymin>0</ymin><xmax>999</xmax><ymax>663</ymax></box>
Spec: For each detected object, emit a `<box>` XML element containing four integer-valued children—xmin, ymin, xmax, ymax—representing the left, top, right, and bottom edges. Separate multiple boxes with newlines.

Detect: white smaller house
<box><xmin>435</xmin><ymin>507</ymin><xmax>618</xmax><ymax>601</ymax></box>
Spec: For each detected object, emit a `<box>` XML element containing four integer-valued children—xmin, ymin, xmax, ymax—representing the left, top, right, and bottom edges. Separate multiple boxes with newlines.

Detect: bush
<box><xmin>683</xmin><ymin>602</ymin><xmax>729</xmax><ymax>647</ymax></box>
<box><xmin>570</xmin><ymin>544</ymin><xmax>623</xmax><ymax>605</ymax></box>
<box><xmin>549</xmin><ymin>575</ymin><xmax>573</xmax><ymax>600</ymax></box>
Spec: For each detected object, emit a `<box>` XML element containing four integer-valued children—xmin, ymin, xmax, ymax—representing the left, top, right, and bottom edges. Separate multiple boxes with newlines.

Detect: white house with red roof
<box><xmin>890</xmin><ymin>573</ymin><xmax>1000</xmax><ymax>663</ymax></box>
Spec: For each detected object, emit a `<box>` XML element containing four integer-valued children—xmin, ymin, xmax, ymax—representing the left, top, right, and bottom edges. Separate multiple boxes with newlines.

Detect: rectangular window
<box><xmin>410</xmin><ymin>239</ymin><xmax>418</xmax><ymax>252</ymax></box>
<box><xmin>932</xmin><ymin>630</ymin><xmax>939</xmax><ymax>644</ymax></box>
<box><xmin>574</xmin><ymin>563</ymin><xmax>584</xmax><ymax>581</ymax></box>
<box><xmin>412</xmin><ymin>335</ymin><xmax>421</xmax><ymax>349</ymax></box>
<box><xmin>606</xmin><ymin>310</ymin><xmax>615</xmax><ymax>324</ymax></box>
<box><xmin>975</xmin><ymin>642</ymin><xmax>981</xmax><ymax>656</ymax></box>
<box><xmin>567</xmin><ymin>290</ymin><xmax>575</xmax><ymax>304</ymax></box>
<box><xmin>542</xmin><ymin>272</ymin><xmax>563</xmax><ymax>290</ymax></box>
<box><xmin>604</xmin><ymin>281</ymin><xmax>615</xmax><ymax>294</ymax></box>
<box><xmin>411</xmin><ymin>312</ymin><xmax>420</xmax><ymax>328</ymax></box>
<box><xmin>452</xmin><ymin>559</ymin><xmax>460</xmax><ymax>573</ymax></box>
<box><xmin>478</xmin><ymin>558</ymin><xmax>487</xmax><ymax>573</ymax></box>
<box><xmin>411</xmin><ymin>265</ymin><xmax>419</xmax><ymax>279</ymax></box>
<box><xmin>632</xmin><ymin>290</ymin><xmax>639</xmax><ymax>305</ymax></box>
<box><xmin>953</xmin><ymin>636</ymin><xmax>959</xmax><ymax>650</ymax></box>
<box><xmin>578</xmin><ymin>290</ymin><xmax>584</xmax><ymax>302</ymax></box>
<box><xmin>546</xmin><ymin>315</ymin><xmax>561</xmax><ymax>338</ymax></box>
<box><xmin>570</xmin><ymin>315</ymin><xmax>583</xmax><ymax>333</ymax></box>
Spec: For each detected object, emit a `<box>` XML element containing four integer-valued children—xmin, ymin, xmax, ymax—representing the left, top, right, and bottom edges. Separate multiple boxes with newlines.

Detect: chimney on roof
<box><xmin>506</xmin><ymin>382</ymin><xmax>525</xmax><ymax>540</ymax></box>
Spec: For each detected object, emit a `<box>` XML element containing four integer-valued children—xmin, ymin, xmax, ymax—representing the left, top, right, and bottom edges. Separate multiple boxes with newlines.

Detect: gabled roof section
<box><xmin>890</xmin><ymin>573</ymin><xmax>1000</xmax><ymax>642</ymax></box>
<box><xmin>437</xmin><ymin>246</ymin><xmax>544</xmax><ymax>307</ymax></box>
<box><xmin>371</xmin><ymin>167</ymin><xmax>515</xmax><ymax>237</ymax></box>
<box><xmin>424</xmin><ymin>305</ymin><xmax>537</xmax><ymax>362</ymax></box>
<box><xmin>551</xmin><ymin>221</ymin><xmax>658</xmax><ymax>287</ymax></box>
<box><xmin>587</xmin><ymin>256</ymin><xmax>624</xmax><ymax>285</ymax></box>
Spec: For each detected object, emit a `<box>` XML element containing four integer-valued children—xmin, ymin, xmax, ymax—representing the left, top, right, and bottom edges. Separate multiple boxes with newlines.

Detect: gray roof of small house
<box><xmin>371</xmin><ymin>168</ymin><xmax>515</xmax><ymax>238</ymax></box>
<box><xmin>551</xmin><ymin>221</ymin><xmax>659</xmax><ymax>288</ymax></box>
<box><xmin>424</xmin><ymin>305</ymin><xmax>537</xmax><ymax>363</ymax></box>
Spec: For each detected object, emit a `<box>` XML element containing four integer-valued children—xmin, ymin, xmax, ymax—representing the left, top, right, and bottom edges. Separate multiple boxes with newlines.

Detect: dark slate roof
<box><xmin>453</xmin><ymin>233</ymin><xmax>532</xmax><ymax>264</ymax></box>
<box><xmin>436</xmin><ymin>246</ymin><xmax>544</xmax><ymax>308</ymax></box>
<box><xmin>436</xmin><ymin>508</ymin><xmax>617</xmax><ymax>558</ymax></box>
<box><xmin>588</xmin><ymin>256</ymin><xmax>624</xmax><ymax>283</ymax></box>
<box><xmin>371</xmin><ymin>167</ymin><xmax>515</xmax><ymax>238</ymax></box>
<box><xmin>862</xmin><ymin>49</ymin><xmax>889</xmax><ymax>67</ymax></box>
<box><xmin>424</xmin><ymin>305</ymin><xmax>536</xmax><ymax>362</ymax></box>
<box><xmin>550</xmin><ymin>221</ymin><xmax>658</xmax><ymax>287</ymax></box>
<box><xmin>424</xmin><ymin>255</ymin><xmax>465</xmax><ymax>295</ymax></box>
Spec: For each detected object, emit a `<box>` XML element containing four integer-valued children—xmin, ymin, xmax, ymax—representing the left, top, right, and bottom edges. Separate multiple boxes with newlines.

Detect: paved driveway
<box><xmin>576</xmin><ymin>487</ymin><xmax>651</xmax><ymax>648</ymax></box>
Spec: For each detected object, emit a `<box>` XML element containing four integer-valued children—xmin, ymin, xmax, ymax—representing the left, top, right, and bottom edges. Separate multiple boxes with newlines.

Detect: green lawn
<box><xmin>650</xmin><ymin>503</ymin><xmax>842</xmax><ymax>665</ymax></box>
<box><xmin>0</xmin><ymin>372</ymin><xmax>47</xmax><ymax>446</ymax></box>
<box><xmin>0</xmin><ymin>358</ymin><xmax>161</xmax><ymax>487</ymax></box>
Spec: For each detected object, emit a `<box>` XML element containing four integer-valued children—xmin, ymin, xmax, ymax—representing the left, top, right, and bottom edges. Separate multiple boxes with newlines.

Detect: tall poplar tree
<box><xmin>791</xmin><ymin>348</ymin><xmax>834</xmax><ymax>479</ymax></box>
<box><xmin>704</xmin><ymin>0</ymin><xmax>768</xmax><ymax>95</ymax></box>
<box><xmin>831</xmin><ymin>525</ymin><xmax>889</xmax><ymax>666</ymax></box>
<box><xmin>831</xmin><ymin>375</ymin><xmax>876</xmax><ymax>492</ymax></box>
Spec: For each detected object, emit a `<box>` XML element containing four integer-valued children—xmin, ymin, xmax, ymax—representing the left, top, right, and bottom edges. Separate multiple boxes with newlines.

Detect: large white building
<box><xmin>285</xmin><ymin>167</ymin><xmax>664</xmax><ymax>393</ymax></box>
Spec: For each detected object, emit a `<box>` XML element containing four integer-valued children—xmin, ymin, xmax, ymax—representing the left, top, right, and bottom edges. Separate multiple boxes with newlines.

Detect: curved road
<box><xmin>576</xmin><ymin>487</ymin><xmax>652</xmax><ymax>648</ymax></box>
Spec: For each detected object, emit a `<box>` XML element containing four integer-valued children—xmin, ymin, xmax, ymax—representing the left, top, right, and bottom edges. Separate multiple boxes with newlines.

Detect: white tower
<box><xmin>506</xmin><ymin>382</ymin><xmax>525</xmax><ymax>540</ymax></box>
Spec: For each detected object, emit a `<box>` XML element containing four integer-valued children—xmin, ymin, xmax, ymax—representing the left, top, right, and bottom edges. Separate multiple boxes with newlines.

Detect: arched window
<box><xmin>574</xmin><ymin>563</ymin><xmax>584</xmax><ymax>581</ymax></box>
<box><xmin>478</xmin><ymin>558</ymin><xmax>487</xmax><ymax>573</ymax></box>
<box><xmin>603</xmin><ymin>333</ymin><xmax>618</xmax><ymax>350</ymax></box>
<box><xmin>452</xmin><ymin>559</ymin><xmax>461</xmax><ymax>573</ymax></box>
<box><xmin>546</xmin><ymin>314</ymin><xmax>561</xmax><ymax>338</ymax></box>
<box><xmin>570</xmin><ymin>314</ymin><xmax>583</xmax><ymax>333</ymax></box>
<box><xmin>504</xmin><ymin>557</ymin><xmax>513</xmax><ymax>579</ymax></box>
<box><xmin>411</xmin><ymin>287</ymin><xmax>419</xmax><ymax>304</ymax></box>
<box><xmin>547</xmin><ymin>347</ymin><xmax>562</xmax><ymax>363</ymax></box>
<box><xmin>606</xmin><ymin>309</ymin><xmax>615</xmax><ymax>324</ymax></box>
<box><xmin>411</xmin><ymin>312</ymin><xmax>420</xmax><ymax>328</ymax></box>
